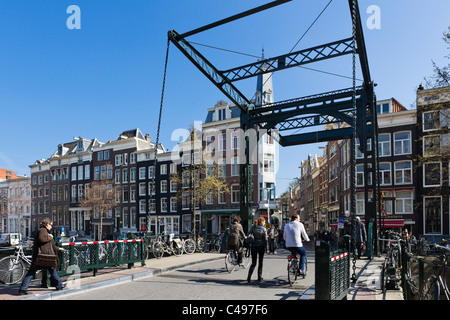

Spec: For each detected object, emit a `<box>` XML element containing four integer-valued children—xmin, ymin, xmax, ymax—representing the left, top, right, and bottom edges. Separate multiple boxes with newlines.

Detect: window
<box><xmin>377</xmin><ymin>103</ymin><xmax>390</xmax><ymax>114</ymax></box>
<box><xmin>107</xmin><ymin>165</ymin><xmax>112</xmax><ymax>179</ymax></box>
<box><xmin>206</xmin><ymin>135</ymin><xmax>215</xmax><ymax>152</ymax></box>
<box><xmin>356</xmin><ymin>192</ymin><xmax>365</xmax><ymax>215</ymax></box>
<box><xmin>170</xmin><ymin>163</ymin><xmax>177</xmax><ymax>174</ymax></box>
<box><xmin>395</xmin><ymin>190</ymin><xmax>413</xmax><ymax>214</ymax></box>
<box><xmin>356</xmin><ymin>138</ymin><xmax>372</xmax><ymax>158</ymax></box>
<box><xmin>149</xmin><ymin>199</ymin><xmax>156</xmax><ymax>213</ymax></box>
<box><xmin>139</xmin><ymin>167</ymin><xmax>146</xmax><ymax>180</ymax></box>
<box><xmin>98</xmin><ymin>152</ymin><xmax>103</xmax><ymax>161</ymax></box>
<box><xmin>130</xmin><ymin>168</ymin><xmax>136</xmax><ymax>182</ymax></box>
<box><xmin>77</xmin><ymin>166</ymin><xmax>83</xmax><ymax>180</ymax></box>
<box><xmin>115</xmin><ymin>155</ymin><xmax>123</xmax><ymax>166</ymax></box>
<box><xmin>160</xmin><ymin>164</ymin><xmax>167</xmax><ymax>175</ymax></box>
<box><xmin>130</xmin><ymin>185</ymin><xmax>136</xmax><ymax>202</ymax></box>
<box><xmin>218</xmin><ymin>108</ymin><xmax>226</xmax><ymax>121</ymax></box>
<box><xmin>139</xmin><ymin>182</ymin><xmax>146</xmax><ymax>196</ymax></box>
<box><xmin>423</xmin><ymin>135</ymin><xmax>441</xmax><ymax>157</ymax></box>
<box><xmin>115</xmin><ymin>169</ymin><xmax>121</xmax><ymax>183</ymax></box>
<box><xmin>122</xmin><ymin>168</ymin><xmax>128</xmax><ymax>183</ymax></box>
<box><xmin>139</xmin><ymin>200</ymin><xmax>146</xmax><ymax>214</ymax></box>
<box><xmin>394</xmin><ymin>161</ymin><xmax>412</xmax><ymax>184</ymax></box>
<box><xmin>104</xmin><ymin>150</ymin><xmax>110</xmax><ymax>160</ymax></box>
<box><xmin>378</xmin><ymin>133</ymin><xmax>391</xmax><ymax>157</ymax></box>
<box><xmin>231</xmin><ymin>185</ymin><xmax>240</xmax><ymax>203</ymax></box>
<box><xmin>262</xmin><ymin>153</ymin><xmax>275</xmax><ymax>173</ymax></box>
<box><xmin>148</xmin><ymin>166</ymin><xmax>154</xmax><ymax>178</ymax></box>
<box><xmin>232</xmin><ymin>132</ymin><xmax>239</xmax><ymax>150</ymax></box>
<box><xmin>424</xmin><ymin>197</ymin><xmax>442</xmax><ymax>235</ymax></box>
<box><xmin>85</xmin><ymin>165</ymin><xmax>90</xmax><ymax>180</ymax></box>
<box><xmin>394</xmin><ymin>132</ymin><xmax>411</xmax><ymax>155</ymax></box>
<box><xmin>422</xmin><ymin>110</ymin><xmax>450</xmax><ymax>131</ymax></box>
<box><xmin>94</xmin><ymin>167</ymin><xmax>100</xmax><ymax>180</ymax></box>
<box><xmin>161</xmin><ymin>198</ymin><xmax>168</xmax><ymax>212</ymax></box>
<box><xmin>218</xmin><ymin>158</ymin><xmax>226</xmax><ymax>177</ymax></box>
<box><xmin>160</xmin><ymin>180</ymin><xmax>167</xmax><ymax>193</ymax></box>
<box><xmin>71</xmin><ymin>167</ymin><xmax>77</xmax><ymax>181</ymax></box>
<box><xmin>379</xmin><ymin>162</ymin><xmax>391</xmax><ymax>185</ymax></box>
<box><xmin>170</xmin><ymin>180</ymin><xmax>177</xmax><ymax>193</ymax></box>
<box><xmin>423</xmin><ymin>162</ymin><xmax>442</xmax><ymax>187</ymax></box>
<box><xmin>122</xmin><ymin>185</ymin><xmax>129</xmax><ymax>203</ymax></box>
<box><xmin>356</xmin><ymin>164</ymin><xmax>372</xmax><ymax>186</ymax></box>
<box><xmin>206</xmin><ymin>189</ymin><xmax>213</xmax><ymax>204</ymax></box>
<box><xmin>231</xmin><ymin>157</ymin><xmax>239</xmax><ymax>176</ymax></box>
<box><xmin>130</xmin><ymin>153</ymin><xmax>136</xmax><ymax>164</ymax></box>
<box><xmin>182</xmin><ymin>192</ymin><xmax>190</xmax><ymax>209</ymax></box>
<box><xmin>218</xmin><ymin>187</ymin><xmax>226</xmax><ymax>204</ymax></box>
<box><xmin>219</xmin><ymin>133</ymin><xmax>226</xmax><ymax>151</ymax></box>
<box><xmin>170</xmin><ymin>197</ymin><xmax>177</xmax><ymax>212</ymax></box>
<box><xmin>381</xmin><ymin>191</ymin><xmax>393</xmax><ymax>214</ymax></box>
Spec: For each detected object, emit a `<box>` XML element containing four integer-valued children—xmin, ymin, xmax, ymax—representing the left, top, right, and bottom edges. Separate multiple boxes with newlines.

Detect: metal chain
<box><xmin>351</xmin><ymin>0</ymin><xmax>358</xmax><ymax>283</ymax></box>
<box><xmin>147</xmin><ymin>39</ymin><xmax>171</xmax><ymax>232</ymax></box>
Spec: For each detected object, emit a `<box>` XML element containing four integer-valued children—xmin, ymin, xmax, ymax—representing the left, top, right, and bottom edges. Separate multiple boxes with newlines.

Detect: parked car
<box><xmin>0</xmin><ymin>233</ymin><xmax>21</xmax><ymax>247</ymax></box>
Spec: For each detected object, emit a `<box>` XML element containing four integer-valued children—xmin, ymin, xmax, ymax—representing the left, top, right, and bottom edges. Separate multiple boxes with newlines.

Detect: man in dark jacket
<box><xmin>226</xmin><ymin>216</ymin><xmax>246</xmax><ymax>264</ymax></box>
<box><xmin>18</xmin><ymin>218</ymin><xmax>64</xmax><ymax>295</ymax></box>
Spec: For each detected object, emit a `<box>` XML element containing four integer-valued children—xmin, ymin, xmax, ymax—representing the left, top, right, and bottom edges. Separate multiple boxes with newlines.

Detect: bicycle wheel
<box><xmin>152</xmin><ymin>241</ymin><xmax>165</xmax><ymax>259</ymax></box>
<box><xmin>287</xmin><ymin>259</ymin><xmax>298</xmax><ymax>286</ymax></box>
<box><xmin>0</xmin><ymin>256</ymin><xmax>27</xmax><ymax>285</ymax></box>
<box><xmin>183</xmin><ymin>238</ymin><xmax>196</xmax><ymax>255</ymax></box>
<box><xmin>213</xmin><ymin>239</ymin><xmax>221</xmax><ymax>252</ymax></box>
<box><xmin>197</xmin><ymin>238</ymin><xmax>206</xmax><ymax>253</ymax></box>
<box><xmin>420</xmin><ymin>275</ymin><xmax>440</xmax><ymax>300</ymax></box>
<box><xmin>225</xmin><ymin>251</ymin><xmax>236</xmax><ymax>273</ymax></box>
<box><xmin>241</xmin><ymin>247</ymin><xmax>251</xmax><ymax>269</ymax></box>
<box><xmin>172</xmin><ymin>243</ymin><xmax>184</xmax><ymax>256</ymax></box>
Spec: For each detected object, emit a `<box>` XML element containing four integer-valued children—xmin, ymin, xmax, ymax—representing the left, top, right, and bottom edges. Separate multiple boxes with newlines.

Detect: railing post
<box><xmin>315</xmin><ymin>240</ymin><xmax>331</xmax><ymax>300</ymax></box>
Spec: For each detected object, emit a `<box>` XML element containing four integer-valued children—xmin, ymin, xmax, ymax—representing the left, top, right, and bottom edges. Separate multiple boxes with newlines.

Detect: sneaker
<box><xmin>18</xmin><ymin>290</ymin><xmax>29</xmax><ymax>295</ymax></box>
<box><xmin>55</xmin><ymin>284</ymin><xmax>66</xmax><ymax>291</ymax></box>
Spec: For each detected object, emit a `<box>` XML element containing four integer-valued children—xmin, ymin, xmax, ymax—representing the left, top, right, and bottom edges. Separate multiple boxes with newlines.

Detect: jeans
<box><xmin>20</xmin><ymin>268</ymin><xmax>62</xmax><ymax>291</ymax></box>
<box><xmin>248</xmin><ymin>245</ymin><xmax>265</xmax><ymax>280</ymax></box>
<box><xmin>287</xmin><ymin>246</ymin><xmax>307</xmax><ymax>272</ymax></box>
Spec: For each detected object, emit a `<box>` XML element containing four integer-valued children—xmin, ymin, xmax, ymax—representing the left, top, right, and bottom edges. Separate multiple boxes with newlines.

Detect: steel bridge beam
<box><xmin>222</xmin><ymin>38</ymin><xmax>354</xmax><ymax>83</ymax></box>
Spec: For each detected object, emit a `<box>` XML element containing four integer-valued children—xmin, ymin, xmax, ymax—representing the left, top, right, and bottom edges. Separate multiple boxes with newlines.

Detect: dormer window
<box><xmin>57</xmin><ymin>145</ymin><xmax>63</xmax><ymax>155</ymax></box>
<box><xmin>77</xmin><ymin>140</ymin><xmax>83</xmax><ymax>151</ymax></box>
<box><xmin>218</xmin><ymin>108</ymin><xmax>226</xmax><ymax>121</ymax></box>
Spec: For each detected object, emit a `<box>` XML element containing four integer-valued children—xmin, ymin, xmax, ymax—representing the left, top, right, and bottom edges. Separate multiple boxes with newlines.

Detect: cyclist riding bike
<box><xmin>226</xmin><ymin>216</ymin><xmax>246</xmax><ymax>265</ymax></box>
<box><xmin>283</xmin><ymin>214</ymin><xmax>310</xmax><ymax>275</ymax></box>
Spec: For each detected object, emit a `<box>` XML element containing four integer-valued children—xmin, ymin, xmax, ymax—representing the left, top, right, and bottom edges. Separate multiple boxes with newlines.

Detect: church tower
<box><xmin>254</xmin><ymin>48</ymin><xmax>274</xmax><ymax>107</ymax></box>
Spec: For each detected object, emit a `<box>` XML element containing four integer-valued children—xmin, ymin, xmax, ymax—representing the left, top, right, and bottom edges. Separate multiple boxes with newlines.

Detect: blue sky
<box><xmin>0</xmin><ymin>0</ymin><xmax>449</xmax><ymax>196</ymax></box>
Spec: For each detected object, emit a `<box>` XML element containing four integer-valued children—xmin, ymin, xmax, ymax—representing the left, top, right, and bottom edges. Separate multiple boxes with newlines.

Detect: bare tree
<box><xmin>79</xmin><ymin>178</ymin><xmax>115</xmax><ymax>241</ymax></box>
<box><xmin>424</xmin><ymin>27</ymin><xmax>450</xmax><ymax>89</ymax></box>
<box><xmin>170</xmin><ymin>128</ymin><xmax>230</xmax><ymax>235</ymax></box>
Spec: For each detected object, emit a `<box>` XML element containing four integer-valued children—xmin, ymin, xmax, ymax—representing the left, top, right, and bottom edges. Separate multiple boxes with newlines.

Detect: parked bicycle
<box><xmin>0</xmin><ymin>244</ymin><xmax>38</xmax><ymax>285</ymax></box>
<box><xmin>419</xmin><ymin>244</ymin><xmax>450</xmax><ymax>300</ymax></box>
<box><xmin>224</xmin><ymin>247</ymin><xmax>250</xmax><ymax>273</ymax></box>
<box><xmin>152</xmin><ymin>232</ymin><xmax>184</xmax><ymax>259</ymax></box>
<box><xmin>380</xmin><ymin>231</ymin><xmax>402</xmax><ymax>293</ymax></box>
<box><xmin>181</xmin><ymin>234</ymin><xmax>196</xmax><ymax>255</ymax></box>
<box><xmin>287</xmin><ymin>250</ymin><xmax>308</xmax><ymax>286</ymax></box>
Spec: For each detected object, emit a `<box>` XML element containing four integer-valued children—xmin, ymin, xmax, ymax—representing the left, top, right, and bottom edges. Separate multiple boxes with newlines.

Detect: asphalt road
<box><xmin>57</xmin><ymin>247</ymin><xmax>315</xmax><ymax>300</ymax></box>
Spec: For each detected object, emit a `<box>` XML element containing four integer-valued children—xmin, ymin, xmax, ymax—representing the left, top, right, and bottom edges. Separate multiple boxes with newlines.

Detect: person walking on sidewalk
<box><xmin>18</xmin><ymin>218</ymin><xmax>65</xmax><ymax>295</ymax></box>
<box><xmin>268</xmin><ymin>225</ymin><xmax>278</xmax><ymax>254</ymax></box>
<box><xmin>353</xmin><ymin>216</ymin><xmax>366</xmax><ymax>259</ymax></box>
<box><xmin>247</xmin><ymin>217</ymin><xmax>268</xmax><ymax>282</ymax></box>
<box><xmin>283</xmin><ymin>214</ymin><xmax>310</xmax><ymax>275</ymax></box>
<box><xmin>226</xmin><ymin>216</ymin><xmax>246</xmax><ymax>264</ymax></box>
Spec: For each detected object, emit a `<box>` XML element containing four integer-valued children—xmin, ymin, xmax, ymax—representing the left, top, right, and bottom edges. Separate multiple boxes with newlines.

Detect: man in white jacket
<box><xmin>284</xmin><ymin>214</ymin><xmax>310</xmax><ymax>274</ymax></box>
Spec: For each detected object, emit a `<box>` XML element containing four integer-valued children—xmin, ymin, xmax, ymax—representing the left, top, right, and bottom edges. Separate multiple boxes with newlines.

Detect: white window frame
<box><xmin>423</xmin><ymin>162</ymin><xmax>442</xmax><ymax>187</ymax></box>
<box><xmin>378</xmin><ymin>133</ymin><xmax>391</xmax><ymax>157</ymax></box>
<box><xmin>394</xmin><ymin>161</ymin><xmax>412</xmax><ymax>185</ymax></box>
<box><xmin>393</xmin><ymin>131</ymin><xmax>411</xmax><ymax>156</ymax></box>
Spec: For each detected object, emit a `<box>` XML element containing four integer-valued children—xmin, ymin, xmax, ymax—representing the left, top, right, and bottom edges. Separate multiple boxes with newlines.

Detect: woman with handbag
<box><xmin>18</xmin><ymin>218</ymin><xmax>65</xmax><ymax>295</ymax></box>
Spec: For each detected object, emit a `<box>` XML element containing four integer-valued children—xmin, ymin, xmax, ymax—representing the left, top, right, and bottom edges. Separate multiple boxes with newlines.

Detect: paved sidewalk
<box><xmin>0</xmin><ymin>251</ymin><xmax>404</xmax><ymax>300</ymax></box>
<box><xmin>347</xmin><ymin>255</ymin><xmax>404</xmax><ymax>300</ymax></box>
